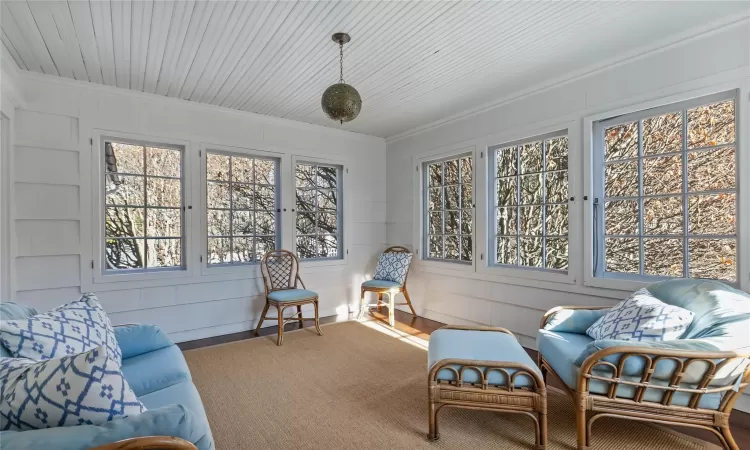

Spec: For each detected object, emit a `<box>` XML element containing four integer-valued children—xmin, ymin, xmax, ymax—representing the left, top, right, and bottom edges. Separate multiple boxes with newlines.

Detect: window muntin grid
<box><xmin>295</xmin><ymin>163</ymin><xmax>343</xmax><ymax>260</ymax></box>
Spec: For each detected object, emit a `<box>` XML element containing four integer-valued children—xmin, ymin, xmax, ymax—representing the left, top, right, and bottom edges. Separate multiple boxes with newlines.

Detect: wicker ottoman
<box><xmin>427</xmin><ymin>325</ymin><xmax>548</xmax><ymax>449</ymax></box>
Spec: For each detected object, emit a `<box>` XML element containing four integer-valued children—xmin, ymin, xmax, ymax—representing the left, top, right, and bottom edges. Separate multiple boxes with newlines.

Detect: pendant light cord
<box><xmin>339</xmin><ymin>41</ymin><xmax>344</xmax><ymax>84</ymax></box>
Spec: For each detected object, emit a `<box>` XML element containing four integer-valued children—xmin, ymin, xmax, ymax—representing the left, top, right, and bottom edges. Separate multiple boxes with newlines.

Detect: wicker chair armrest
<box><xmin>89</xmin><ymin>436</ymin><xmax>198</xmax><ymax>450</ymax></box>
<box><xmin>539</xmin><ymin>305</ymin><xmax>611</xmax><ymax>329</ymax></box>
<box><xmin>429</xmin><ymin>358</ymin><xmax>545</xmax><ymax>390</ymax></box>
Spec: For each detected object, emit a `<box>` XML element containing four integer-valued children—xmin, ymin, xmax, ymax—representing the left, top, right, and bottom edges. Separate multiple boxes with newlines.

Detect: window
<box><xmin>594</xmin><ymin>93</ymin><xmax>737</xmax><ymax>282</ymax></box>
<box><xmin>491</xmin><ymin>133</ymin><xmax>569</xmax><ymax>271</ymax></box>
<box><xmin>205</xmin><ymin>152</ymin><xmax>279</xmax><ymax>264</ymax></box>
<box><xmin>295</xmin><ymin>162</ymin><xmax>343</xmax><ymax>260</ymax></box>
<box><xmin>103</xmin><ymin>139</ymin><xmax>184</xmax><ymax>271</ymax></box>
<box><xmin>424</xmin><ymin>154</ymin><xmax>473</xmax><ymax>262</ymax></box>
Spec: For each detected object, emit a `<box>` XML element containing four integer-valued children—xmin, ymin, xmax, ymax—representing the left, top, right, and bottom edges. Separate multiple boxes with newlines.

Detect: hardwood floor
<box><xmin>178</xmin><ymin>308</ymin><xmax>750</xmax><ymax>449</ymax></box>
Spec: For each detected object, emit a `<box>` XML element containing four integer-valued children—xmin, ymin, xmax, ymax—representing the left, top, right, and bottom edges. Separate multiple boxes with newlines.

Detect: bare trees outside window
<box><xmin>104</xmin><ymin>140</ymin><xmax>183</xmax><ymax>271</ymax></box>
<box><xmin>598</xmin><ymin>94</ymin><xmax>736</xmax><ymax>282</ymax></box>
<box><xmin>492</xmin><ymin>134</ymin><xmax>569</xmax><ymax>270</ymax></box>
<box><xmin>424</xmin><ymin>154</ymin><xmax>473</xmax><ymax>263</ymax></box>
<box><xmin>295</xmin><ymin>163</ymin><xmax>343</xmax><ymax>260</ymax></box>
<box><xmin>206</xmin><ymin>152</ymin><xmax>279</xmax><ymax>264</ymax></box>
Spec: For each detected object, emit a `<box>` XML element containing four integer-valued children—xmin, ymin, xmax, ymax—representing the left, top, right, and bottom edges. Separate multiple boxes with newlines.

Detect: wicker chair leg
<box><xmin>357</xmin><ymin>289</ymin><xmax>366</xmax><ymax>320</ymax></box>
<box><xmin>296</xmin><ymin>305</ymin><xmax>304</xmax><ymax>328</ymax></box>
<box><xmin>403</xmin><ymin>287</ymin><xmax>417</xmax><ymax>316</ymax></box>
<box><xmin>720</xmin><ymin>425</ymin><xmax>739</xmax><ymax>450</ymax></box>
<box><xmin>538</xmin><ymin>410</ymin><xmax>548</xmax><ymax>450</ymax></box>
<box><xmin>377</xmin><ymin>293</ymin><xmax>383</xmax><ymax>312</ymax></box>
<box><xmin>314</xmin><ymin>300</ymin><xmax>322</xmax><ymax>336</ymax></box>
<box><xmin>254</xmin><ymin>303</ymin><xmax>270</xmax><ymax>336</ymax></box>
<box><xmin>387</xmin><ymin>292</ymin><xmax>395</xmax><ymax>327</ymax></box>
<box><xmin>276</xmin><ymin>305</ymin><xmax>285</xmax><ymax>346</ymax></box>
<box><xmin>576</xmin><ymin>406</ymin><xmax>589</xmax><ymax>450</ymax></box>
<box><xmin>428</xmin><ymin>402</ymin><xmax>439</xmax><ymax>440</ymax></box>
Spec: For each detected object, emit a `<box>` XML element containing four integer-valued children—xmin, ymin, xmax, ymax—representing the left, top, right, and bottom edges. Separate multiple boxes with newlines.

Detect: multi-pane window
<box><xmin>424</xmin><ymin>155</ymin><xmax>473</xmax><ymax>262</ymax></box>
<box><xmin>596</xmin><ymin>93</ymin><xmax>737</xmax><ymax>282</ymax></box>
<box><xmin>206</xmin><ymin>152</ymin><xmax>279</xmax><ymax>264</ymax></box>
<box><xmin>295</xmin><ymin>163</ymin><xmax>343</xmax><ymax>259</ymax></box>
<box><xmin>104</xmin><ymin>140</ymin><xmax>183</xmax><ymax>271</ymax></box>
<box><xmin>492</xmin><ymin>134</ymin><xmax>569</xmax><ymax>270</ymax></box>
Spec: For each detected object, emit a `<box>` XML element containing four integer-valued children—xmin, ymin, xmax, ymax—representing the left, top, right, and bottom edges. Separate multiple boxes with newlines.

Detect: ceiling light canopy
<box><xmin>321</xmin><ymin>33</ymin><xmax>362</xmax><ymax>124</ymax></box>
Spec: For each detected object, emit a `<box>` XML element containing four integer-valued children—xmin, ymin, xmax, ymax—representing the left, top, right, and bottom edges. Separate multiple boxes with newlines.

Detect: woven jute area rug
<box><xmin>184</xmin><ymin>320</ymin><xmax>714</xmax><ymax>450</ymax></box>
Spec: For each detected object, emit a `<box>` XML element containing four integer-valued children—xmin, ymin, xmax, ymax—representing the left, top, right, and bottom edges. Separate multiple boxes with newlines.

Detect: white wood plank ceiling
<box><xmin>2</xmin><ymin>1</ymin><xmax>747</xmax><ymax>138</ymax></box>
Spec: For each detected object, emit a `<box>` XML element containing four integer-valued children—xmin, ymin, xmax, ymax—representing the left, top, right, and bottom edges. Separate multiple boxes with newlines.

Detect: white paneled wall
<box><xmin>387</xmin><ymin>24</ymin><xmax>750</xmax><ymax>408</ymax></box>
<box><xmin>8</xmin><ymin>73</ymin><xmax>386</xmax><ymax>343</ymax></box>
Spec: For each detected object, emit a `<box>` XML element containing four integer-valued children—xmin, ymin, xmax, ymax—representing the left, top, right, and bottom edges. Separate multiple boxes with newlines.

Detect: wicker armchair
<box><xmin>90</xmin><ymin>436</ymin><xmax>198</xmax><ymax>450</ymax></box>
<box><xmin>538</xmin><ymin>280</ymin><xmax>750</xmax><ymax>450</ymax></box>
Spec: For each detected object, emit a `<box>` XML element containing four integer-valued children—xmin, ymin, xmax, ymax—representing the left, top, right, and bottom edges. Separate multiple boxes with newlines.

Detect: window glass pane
<box><xmin>643</xmin><ymin>112</ymin><xmax>682</xmax><ymax>155</ymax></box>
<box><xmin>445</xmin><ymin>210</ymin><xmax>459</xmax><ymax>235</ymax></box>
<box><xmin>644</xmin><ymin>238</ymin><xmax>683</xmax><ymax>277</ymax></box>
<box><xmin>688</xmin><ymin>194</ymin><xmax>735</xmax><ymax>235</ymax></box>
<box><xmin>520</xmin><ymin>142</ymin><xmax>542</xmax><ymax>173</ymax></box>
<box><xmin>429</xmin><ymin>212</ymin><xmax>443</xmax><ymax>234</ymax></box>
<box><xmin>146</xmin><ymin>239</ymin><xmax>181</xmax><ymax>268</ymax></box>
<box><xmin>496</xmin><ymin>177</ymin><xmax>517</xmax><ymax>206</ymax></box>
<box><xmin>256</xmin><ymin>211</ymin><xmax>275</xmax><ymax>235</ymax></box>
<box><xmin>519</xmin><ymin>206</ymin><xmax>542</xmax><ymax>235</ymax></box>
<box><xmin>605</xmin><ymin>200</ymin><xmax>638</xmax><ymax>235</ymax></box>
<box><xmin>107</xmin><ymin>143</ymin><xmax>143</xmax><ymax>174</ymax></box>
<box><xmin>496</xmin><ymin>207</ymin><xmax>517</xmax><ymax>235</ymax></box>
<box><xmin>496</xmin><ymin>147</ymin><xmax>517</xmax><ymax>177</ymax></box>
<box><xmin>106</xmin><ymin>175</ymin><xmax>144</xmax><ymax>206</ymax></box>
<box><xmin>295</xmin><ymin>163</ymin><xmax>343</xmax><ymax>260</ymax></box>
<box><xmin>643</xmin><ymin>197</ymin><xmax>682</xmax><ymax>235</ymax></box>
<box><xmin>689</xmin><ymin>239</ymin><xmax>735</xmax><ymax>281</ymax></box>
<box><xmin>604</xmin><ymin>161</ymin><xmax>638</xmax><ymax>197</ymax></box>
<box><xmin>444</xmin><ymin>185</ymin><xmax>460</xmax><ymax>209</ymax></box>
<box><xmin>460</xmin><ymin>157</ymin><xmax>472</xmax><ymax>183</ymax></box>
<box><xmin>146</xmin><ymin>178</ymin><xmax>181</xmax><ymax>207</ymax></box>
<box><xmin>546</xmin><ymin>137</ymin><xmax>568</xmax><ymax>171</ymax></box>
<box><xmin>146</xmin><ymin>147</ymin><xmax>180</xmax><ymax>178</ymax></box>
<box><xmin>444</xmin><ymin>235</ymin><xmax>459</xmax><ymax>260</ymax></box>
<box><xmin>444</xmin><ymin>160</ymin><xmax>459</xmax><ymax>184</ymax></box>
<box><xmin>519</xmin><ymin>237</ymin><xmax>543</xmax><ymax>267</ymax></box>
<box><xmin>461</xmin><ymin>185</ymin><xmax>472</xmax><ymax>208</ymax></box>
<box><xmin>460</xmin><ymin>236</ymin><xmax>472</xmax><ymax>262</ymax></box>
<box><xmin>546</xmin><ymin>238</ymin><xmax>568</xmax><ymax>270</ymax></box>
<box><xmin>605</xmin><ymin>237</ymin><xmax>639</xmax><ymax>274</ymax></box>
<box><xmin>256</xmin><ymin>185</ymin><xmax>275</xmax><ymax>210</ymax></box>
<box><xmin>231</xmin><ymin>210</ymin><xmax>254</xmax><ymax>236</ymax></box>
<box><xmin>146</xmin><ymin>208</ymin><xmax>181</xmax><ymax>237</ymax></box>
<box><xmin>429</xmin><ymin>235</ymin><xmax>443</xmax><ymax>259</ymax></box>
<box><xmin>233</xmin><ymin>237</ymin><xmax>254</xmax><ymax>263</ymax></box>
<box><xmin>604</xmin><ymin>122</ymin><xmax>638</xmax><ymax>161</ymax></box>
<box><xmin>207</xmin><ymin>210</ymin><xmax>230</xmax><ymax>236</ymax></box>
<box><xmin>231</xmin><ymin>156</ymin><xmax>253</xmax><ymax>183</ymax></box>
<box><xmin>461</xmin><ymin>209</ymin><xmax>472</xmax><ymax>235</ymax></box>
<box><xmin>428</xmin><ymin>163</ymin><xmax>442</xmax><ymax>187</ymax></box>
<box><xmin>208</xmin><ymin>238</ymin><xmax>231</xmax><ymax>264</ymax></box>
<box><xmin>642</xmin><ymin>155</ymin><xmax>682</xmax><ymax>195</ymax></box>
<box><xmin>231</xmin><ymin>183</ymin><xmax>253</xmax><ymax>210</ymax></box>
<box><xmin>519</xmin><ymin>174</ymin><xmax>542</xmax><ymax>205</ymax></box>
<box><xmin>106</xmin><ymin>238</ymin><xmax>144</xmax><ymax>269</ymax></box>
<box><xmin>687</xmin><ymin>100</ymin><xmax>735</xmax><ymax>149</ymax></box>
<box><xmin>546</xmin><ymin>204</ymin><xmax>568</xmax><ymax>236</ymax></box>
<box><xmin>545</xmin><ymin>171</ymin><xmax>568</xmax><ymax>203</ymax></box>
<box><xmin>105</xmin><ymin>207</ymin><xmax>144</xmax><ymax>238</ymax></box>
<box><xmin>206</xmin><ymin>153</ymin><xmax>229</xmax><ymax>181</ymax></box>
<box><xmin>496</xmin><ymin>237</ymin><xmax>517</xmax><ymax>265</ymax></box>
<box><xmin>255</xmin><ymin>159</ymin><xmax>275</xmax><ymax>185</ymax></box>
<box><xmin>687</xmin><ymin>147</ymin><xmax>735</xmax><ymax>192</ymax></box>
<box><xmin>256</xmin><ymin>237</ymin><xmax>275</xmax><ymax>260</ymax></box>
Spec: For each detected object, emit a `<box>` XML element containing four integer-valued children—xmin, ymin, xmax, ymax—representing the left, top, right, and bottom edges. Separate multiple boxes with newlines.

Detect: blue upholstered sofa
<box><xmin>0</xmin><ymin>303</ymin><xmax>214</xmax><ymax>450</ymax></box>
<box><xmin>538</xmin><ymin>279</ymin><xmax>750</xmax><ymax>450</ymax></box>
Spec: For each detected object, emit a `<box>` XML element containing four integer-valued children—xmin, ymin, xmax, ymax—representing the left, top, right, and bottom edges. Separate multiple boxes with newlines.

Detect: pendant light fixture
<box><xmin>321</xmin><ymin>33</ymin><xmax>362</xmax><ymax>124</ymax></box>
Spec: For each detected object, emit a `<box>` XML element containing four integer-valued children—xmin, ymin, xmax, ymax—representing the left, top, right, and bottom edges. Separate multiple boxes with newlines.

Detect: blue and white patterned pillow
<box><xmin>0</xmin><ymin>294</ymin><xmax>121</xmax><ymax>364</ymax></box>
<box><xmin>0</xmin><ymin>346</ymin><xmax>145</xmax><ymax>430</ymax></box>
<box><xmin>373</xmin><ymin>252</ymin><xmax>413</xmax><ymax>285</ymax></box>
<box><xmin>586</xmin><ymin>288</ymin><xmax>695</xmax><ymax>342</ymax></box>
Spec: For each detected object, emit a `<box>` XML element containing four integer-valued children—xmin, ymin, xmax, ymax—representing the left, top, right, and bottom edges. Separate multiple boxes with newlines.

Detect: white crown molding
<box><xmin>15</xmin><ymin>70</ymin><xmax>385</xmax><ymax>144</ymax></box>
<box><xmin>385</xmin><ymin>13</ymin><xmax>750</xmax><ymax>145</ymax></box>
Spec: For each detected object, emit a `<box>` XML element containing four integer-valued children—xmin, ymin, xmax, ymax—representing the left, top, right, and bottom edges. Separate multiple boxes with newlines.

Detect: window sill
<box><xmin>416</xmin><ymin>258</ymin><xmax>474</xmax><ymax>273</ymax></box>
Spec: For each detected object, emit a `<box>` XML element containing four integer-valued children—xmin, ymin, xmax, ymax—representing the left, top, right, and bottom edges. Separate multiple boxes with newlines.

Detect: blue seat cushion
<box><xmin>537</xmin><ymin>329</ymin><xmax>721</xmax><ymax>409</ymax></box>
<box><xmin>139</xmin><ymin>382</ymin><xmax>214</xmax><ymax>450</ymax></box>
<box><xmin>428</xmin><ymin>329</ymin><xmax>541</xmax><ymax>388</ymax></box>
<box><xmin>121</xmin><ymin>345</ymin><xmax>190</xmax><ymax>397</ymax></box>
<box><xmin>267</xmin><ymin>289</ymin><xmax>317</xmax><ymax>302</ymax></box>
<box><xmin>0</xmin><ymin>404</ymin><xmax>210</xmax><ymax>450</ymax></box>
<box><xmin>115</xmin><ymin>324</ymin><xmax>174</xmax><ymax>359</ymax></box>
<box><xmin>362</xmin><ymin>280</ymin><xmax>402</xmax><ymax>289</ymax></box>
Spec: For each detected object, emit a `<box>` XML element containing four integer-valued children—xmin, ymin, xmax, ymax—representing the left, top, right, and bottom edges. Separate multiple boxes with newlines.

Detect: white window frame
<box><xmin>413</xmin><ymin>145</ymin><xmax>477</xmax><ymax>274</ymax></box>
<box><xmin>291</xmin><ymin>154</ymin><xmax>348</xmax><ymax>268</ymax></box>
<box><xmin>199</xmin><ymin>143</ymin><xmax>284</xmax><ymax>276</ymax></box>
<box><xmin>584</xmin><ymin>83</ymin><xmax>748</xmax><ymax>292</ymax></box>
<box><xmin>90</xmin><ymin>130</ymin><xmax>193</xmax><ymax>285</ymax></box>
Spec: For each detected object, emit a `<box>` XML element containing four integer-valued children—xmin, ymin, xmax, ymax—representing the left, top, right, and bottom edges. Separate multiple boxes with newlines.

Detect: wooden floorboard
<box><xmin>178</xmin><ymin>308</ymin><xmax>750</xmax><ymax>448</ymax></box>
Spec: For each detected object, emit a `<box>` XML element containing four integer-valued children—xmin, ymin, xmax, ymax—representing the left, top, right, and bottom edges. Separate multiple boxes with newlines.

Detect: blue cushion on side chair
<box><xmin>429</xmin><ymin>329</ymin><xmax>541</xmax><ymax>388</ymax></box>
<box><xmin>267</xmin><ymin>289</ymin><xmax>318</xmax><ymax>302</ymax></box>
<box><xmin>361</xmin><ymin>280</ymin><xmax>402</xmax><ymax>290</ymax></box>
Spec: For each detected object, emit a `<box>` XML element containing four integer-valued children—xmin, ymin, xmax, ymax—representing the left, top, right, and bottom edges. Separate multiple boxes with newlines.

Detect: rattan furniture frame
<box><xmin>89</xmin><ymin>436</ymin><xmax>198</xmax><ymax>449</ymax></box>
<box><xmin>428</xmin><ymin>325</ymin><xmax>548</xmax><ymax>449</ymax></box>
<box><xmin>255</xmin><ymin>249</ymin><xmax>322</xmax><ymax>346</ymax></box>
<box><xmin>539</xmin><ymin>306</ymin><xmax>750</xmax><ymax>450</ymax></box>
<box><xmin>358</xmin><ymin>246</ymin><xmax>416</xmax><ymax>327</ymax></box>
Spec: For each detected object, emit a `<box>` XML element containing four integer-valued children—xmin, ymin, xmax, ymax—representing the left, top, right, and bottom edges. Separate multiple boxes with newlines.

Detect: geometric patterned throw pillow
<box><xmin>373</xmin><ymin>252</ymin><xmax>413</xmax><ymax>285</ymax></box>
<box><xmin>586</xmin><ymin>288</ymin><xmax>695</xmax><ymax>342</ymax></box>
<box><xmin>0</xmin><ymin>294</ymin><xmax>121</xmax><ymax>364</ymax></box>
<box><xmin>0</xmin><ymin>346</ymin><xmax>145</xmax><ymax>431</ymax></box>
